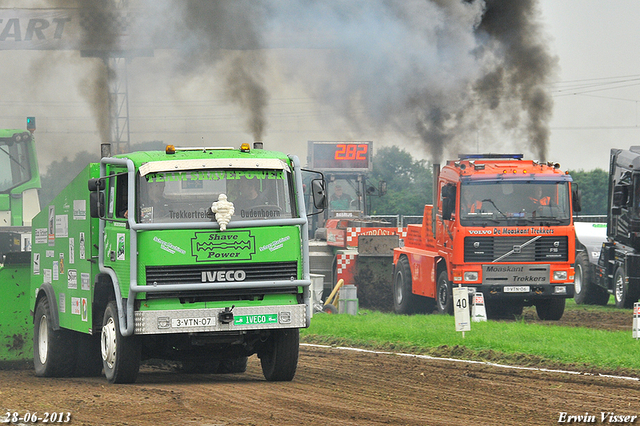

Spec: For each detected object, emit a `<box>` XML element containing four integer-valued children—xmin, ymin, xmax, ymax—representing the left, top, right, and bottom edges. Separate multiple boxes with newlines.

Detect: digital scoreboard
<box><xmin>308</xmin><ymin>141</ymin><xmax>373</xmax><ymax>172</ymax></box>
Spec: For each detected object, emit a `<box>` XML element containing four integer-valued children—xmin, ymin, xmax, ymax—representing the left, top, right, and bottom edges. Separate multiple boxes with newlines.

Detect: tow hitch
<box><xmin>219</xmin><ymin>306</ymin><xmax>235</xmax><ymax>324</ymax></box>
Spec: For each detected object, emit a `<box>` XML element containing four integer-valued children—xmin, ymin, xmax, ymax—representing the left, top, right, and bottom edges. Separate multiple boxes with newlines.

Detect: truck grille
<box><xmin>144</xmin><ymin>261</ymin><xmax>298</xmax><ymax>300</ymax></box>
<box><xmin>464</xmin><ymin>236</ymin><xmax>568</xmax><ymax>263</ymax></box>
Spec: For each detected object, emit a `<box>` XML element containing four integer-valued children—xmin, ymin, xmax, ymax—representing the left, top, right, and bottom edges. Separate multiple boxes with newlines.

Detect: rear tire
<box><xmin>259</xmin><ymin>329</ymin><xmax>299</xmax><ymax>382</ymax></box>
<box><xmin>393</xmin><ymin>256</ymin><xmax>419</xmax><ymax>314</ymax></box>
<box><xmin>33</xmin><ymin>297</ymin><xmax>76</xmax><ymax>377</ymax></box>
<box><xmin>535</xmin><ymin>298</ymin><xmax>565</xmax><ymax>320</ymax></box>
<box><xmin>101</xmin><ymin>301</ymin><xmax>141</xmax><ymax>384</ymax></box>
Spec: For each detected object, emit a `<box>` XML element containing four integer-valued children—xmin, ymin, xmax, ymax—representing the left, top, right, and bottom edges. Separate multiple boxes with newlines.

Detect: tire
<box><xmin>322</xmin><ymin>304</ymin><xmax>338</xmax><ymax>314</ymax></box>
<box><xmin>101</xmin><ymin>301</ymin><xmax>141</xmax><ymax>384</ymax></box>
<box><xmin>574</xmin><ymin>251</ymin><xmax>609</xmax><ymax>305</ymax></box>
<box><xmin>535</xmin><ymin>298</ymin><xmax>566</xmax><ymax>321</ymax></box>
<box><xmin>613</xmin><ymin>267</ymin><xmax>640</xmax><ymax>309</ymax></box>
<box><xmin>218</xmin><ymin>357</ymin><xmax>248</xmax><ymax>374</ymax></box>
<box><xmin>259</xmin><ymin>329</ymin><xmax>299</xmax><ymax>382</ymax></box>
<box><xmin>74</xmin><ymin>333</ymin><xmax>103</xmax><ymax>377</ymax></box>
<box><xmin>436</xmin><ymin>270</ymin><xmax>453</xmax><ymax>315</ymax></box>
<box><xmin>393</xmin><ymin>256</ymin><xmax>418</xmax><ymax>315</ymax></box>
<box><xmin>33</xmin><ymin>297</ymin><xmax>76</xmax><ymax>377</ymax></box>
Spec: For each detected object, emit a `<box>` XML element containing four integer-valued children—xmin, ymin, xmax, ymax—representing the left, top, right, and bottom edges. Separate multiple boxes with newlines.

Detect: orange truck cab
<box><xmin>393</xmin><ymin>154</ymin><xmax>579</xmax><ymax>320</ymax></box>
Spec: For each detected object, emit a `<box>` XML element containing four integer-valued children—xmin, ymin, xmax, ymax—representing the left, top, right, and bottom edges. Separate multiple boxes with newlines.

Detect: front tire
<box><xmin>101</xmin><ymin>301</ymin><xmax>141</xmax><ymax>384</ymax></box>
<box><xmin>259</xmin><ymin>329</ymin><xmax>299</xmax><ymax>382</ymax></box>
<box><xmin>436</xmin><ymin>270</ymin><xmax>453</xmax><ymax>315</ymax></box>
<box><xmin>613</xmin><ymin>267</ymin><xmax>640</xmax><ymax>309</ymax></box>
<box><xmin>33</xmin><ymin>297</ymin><xmax>75</xmax><ymax>377</ymax></box>
<box><xmin>574</xmin><ymin>251</ymin><xmax>609</xmax><ymax>305</ymax></box>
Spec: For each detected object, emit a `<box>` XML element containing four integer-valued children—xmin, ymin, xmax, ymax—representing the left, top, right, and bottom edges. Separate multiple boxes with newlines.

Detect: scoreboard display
<box><xmin>308</xmin><ymin>141</ymin><xmax>372</xmax><ymax>172</ymax></box>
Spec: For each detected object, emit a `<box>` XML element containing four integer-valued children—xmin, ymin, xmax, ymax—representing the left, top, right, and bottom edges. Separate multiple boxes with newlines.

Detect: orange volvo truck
<box><xmin>392</xmin><ymin>154</ymin><xmax>580</xmax><ymax>320</ymax></box>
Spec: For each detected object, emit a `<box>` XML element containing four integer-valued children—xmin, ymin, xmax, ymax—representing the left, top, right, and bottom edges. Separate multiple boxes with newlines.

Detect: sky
<box><xmin>0</xmin><ymin>0</ymin><xmax>639</xmax><ymax>173</ymax></box>
<box><xmin>540</xmin><ymin>0</ymin><xmax>640</xmax><ymax>171</ymax></box>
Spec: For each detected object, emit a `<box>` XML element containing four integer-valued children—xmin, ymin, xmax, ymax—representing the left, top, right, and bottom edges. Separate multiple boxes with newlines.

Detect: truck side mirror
<box><xmin>441</xmin><ymin>184</ymin><xmax>456</xmax><ymax>221</ymax></box>
<box><xmin>89</xmin><ymin>191</ymin><xmax>105</xmax><ymax>218</ymax></box>
<box><xmin>88</xmin><ymin>178</ymin><xmax>105</xmax><ymax>191</ymax></box>
<box><xmin>572</xmin><ymin>184</ymin><xmax>582</xmax><ymax>213</ymax></box>
<box><xmin>612</xmin><ymin>184</ymin><xmax>629</xmax><ymax>210</ymax></box>
<box><xmin>311</xmin><ymin>178</ymin><xmax>327</xmax><ymax>210</ymax></box>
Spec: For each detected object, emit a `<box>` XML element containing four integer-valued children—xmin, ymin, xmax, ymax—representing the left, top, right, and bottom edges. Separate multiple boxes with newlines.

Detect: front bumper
<box><xmin>134</xmin><ymin>304</ymin><xmax>307</xmax><ymax>335</ymax></box>
<box><xmin>463</xmin><ymin>283</ymin><xmax>575</xmax><ymax>300</ymax></box>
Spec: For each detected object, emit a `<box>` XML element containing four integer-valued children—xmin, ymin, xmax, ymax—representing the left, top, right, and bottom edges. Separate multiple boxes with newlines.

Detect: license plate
<box><xmin>504</xmin><ymin>286</ymin><xmax>530</xmax><ymax>293</ymax></box>
<box><xmin>171</xmin><ymin>317</ymin><xmax>215</xmax><ymax>328</ymax></box>
<box><xmin>234</xmin><ymin>314</ymin><xmax>278</xmax><ymax>326</ymax></box>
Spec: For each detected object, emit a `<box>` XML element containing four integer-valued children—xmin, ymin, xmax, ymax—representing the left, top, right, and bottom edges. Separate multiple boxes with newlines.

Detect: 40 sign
<box><xmin>191</xmin><ymin>231</ymin><xmax>255</xmax><ymax>262</ymax></box>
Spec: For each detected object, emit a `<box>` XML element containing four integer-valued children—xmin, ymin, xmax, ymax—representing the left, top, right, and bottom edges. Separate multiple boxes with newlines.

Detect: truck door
<box><xmin>103</xmin><ymin>168</ymin><xmax>130</xmax><ymax>291</ymax></box>
<box><xmin>436</xmin><ymin>181</ymin><xmax>455</xmax><ymax>253</ymax></box>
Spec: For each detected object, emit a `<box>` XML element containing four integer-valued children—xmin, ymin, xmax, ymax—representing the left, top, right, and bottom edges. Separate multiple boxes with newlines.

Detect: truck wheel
<box><xmin>535</xmin><ymin>298</ymin><xmax>565</xmax><ymax>320</ymax></box>
<box><xmin>101</xmin><ymin>301</ymin><xmax>141</xmax><ymax>384</ymax></box>
<box><xmin>393</xmin><ymin>256</ymin><xmax>418</xmax><ymax>314</ymax></box>
<box><xmin>574</xmin><ymin>251</ymin><xmax>609</xmax><ymax>305</ymax></box>
<box><xmin>322</xmin><ymin>303</ymin><xmax>338</xmax><ymax>314</ymax></box>
<box><xmin>33</xmin><ymin>297</ymin><xmax>76</xmax><ymax>377</ymax></box>
<box><xmin>436</xmin><ymin>270</ymin><xmax>453</xmax><ymax>315</ymax></box>
<box><xmin>613</xmin><ymin>267</ymin><xmax>639</xmax><ymax>309</ymax></box>
<box><xmin>259</xmin><ymin>328</ymin><xmax>299</xmax><ymax>382</ymax></box>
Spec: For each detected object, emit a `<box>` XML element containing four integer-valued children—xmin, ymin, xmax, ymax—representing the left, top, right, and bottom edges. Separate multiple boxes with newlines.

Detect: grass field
<box><xmin>301</xmin><ymin>299</ymin><xmax>640</xmax><ymax>374</ymax></box>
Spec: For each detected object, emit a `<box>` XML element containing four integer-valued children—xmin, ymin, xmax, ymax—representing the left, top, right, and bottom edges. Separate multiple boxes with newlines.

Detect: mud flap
<box><xmin>0</xmin><ymin>252</ymin><xmax>33</xmax><ymax>369</ymax></box>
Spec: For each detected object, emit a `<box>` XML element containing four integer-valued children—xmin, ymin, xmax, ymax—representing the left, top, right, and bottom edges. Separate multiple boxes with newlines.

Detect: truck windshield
<box><xmin>0</xmin><ymin>135</ymin><xmax>32</xmax><ymax>193</ymax></box>
<box><xmin>459</xmin><ymin>181</ymin><xmax>571</xmax><ymax>226</ymax></box>
<box><xmin>137</xmin><ymin>169</ymin><xmax>294</xmax><ymax>223</ymax></box>
<box><xmin>328</xmin><ymin>178</ymin><xmax>361</xmax><ymax>212</ymax></box>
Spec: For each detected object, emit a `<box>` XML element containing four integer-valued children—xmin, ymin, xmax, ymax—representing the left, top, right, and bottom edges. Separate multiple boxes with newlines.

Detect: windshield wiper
<box><xmin>481</xmin><ymin>199</ymin><xmax>508</xmax><ymax>219</ymax></box>
<box><xmin>535</xmin><ymin>217</ymin><xmax>565</xmax><ymax>225</ymax></box>
<box><xmin>0</xmin><ymin>146</ymin><xmax>26</xmax><ymax>172</ymax></box>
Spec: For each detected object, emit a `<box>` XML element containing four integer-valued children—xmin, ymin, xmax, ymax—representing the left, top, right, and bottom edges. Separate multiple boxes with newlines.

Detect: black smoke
<box><xmin>55</xmin><ymin>0</ymin><xmax>558</xmax><ymax>161</ymax></box>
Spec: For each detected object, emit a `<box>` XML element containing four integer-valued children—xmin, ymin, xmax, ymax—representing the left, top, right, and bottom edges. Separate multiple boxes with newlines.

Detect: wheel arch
<box><xmin>93</xmin><ymin>273</ymin><xmax>117</xmax><ymax>332</ymax></box>
<box><xmin>34</xmin><ymin>283</ymin><xmax>60</xmax><ymax>330</ymax></box>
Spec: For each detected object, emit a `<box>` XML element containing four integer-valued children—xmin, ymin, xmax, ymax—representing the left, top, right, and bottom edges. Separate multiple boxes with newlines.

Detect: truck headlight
<box><xmin>464</xmin><ymin>271</ymin><xmax>478</xmax><ymax>282</ymax></box>
<box><xmin>553</xmin><ymin>271</ymin><xmax>568</xmax><ymax>281</ymax></box>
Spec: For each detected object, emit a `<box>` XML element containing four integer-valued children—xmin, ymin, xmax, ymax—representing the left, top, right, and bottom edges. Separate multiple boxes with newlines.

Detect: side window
<box><xmin>107</xmin><ymin>177</ymin><xmax>115</xmax><ymax>219</ymax></box>
<box><xmin>115</xmin><ymin>173</ymin><xmax>129</xmax><ymax>219</ymax></box>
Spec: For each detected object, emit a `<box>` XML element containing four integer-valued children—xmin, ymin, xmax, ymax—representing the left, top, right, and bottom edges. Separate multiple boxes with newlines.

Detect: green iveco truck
<box><xmin>30</xmin><ymin>142</ymin><xmax>325</xmax><ymax>383</ymax></box>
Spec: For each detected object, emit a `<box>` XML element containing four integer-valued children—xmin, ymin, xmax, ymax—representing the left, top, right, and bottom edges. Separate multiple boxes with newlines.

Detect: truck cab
<box><xmin>575</xmin><ymin>147</ymin><xmax>640</xmax><ymax>308</ymax></box>
<box><xmin>394</xmin><ymin>154</ymin><xmax>578</xmax><ymax>320</ymax></box>
<box><xmin>30</xmin><ymin>142</ymin><xmax>326</xmax><ymax>383</ymax></box>
<box><xmin>0</xmin><ymin>127</ymin><xmax>40</xmax><ymax>256</ymax></box>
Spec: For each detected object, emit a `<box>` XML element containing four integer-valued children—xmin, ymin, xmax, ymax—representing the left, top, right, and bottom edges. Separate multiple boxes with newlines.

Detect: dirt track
<box><xmin>2</xmin><ymin>307</ymin><xmax>639</xmax><ymax>426</ymax></box>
